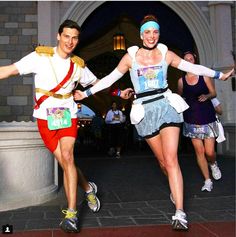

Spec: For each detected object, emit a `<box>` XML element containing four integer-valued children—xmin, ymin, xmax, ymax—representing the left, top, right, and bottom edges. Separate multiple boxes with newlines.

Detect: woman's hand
<box><xmin>120</xmin><ymin>88</ymin><xmax>134</xmax><ymax>99</ymax></box>
<box><xmin>220</xmin><ymin>68</ymin><xmax>235</xmax><ymax>81</ymax></box>
<box><xmin>198</xmin><ymin>94</ymin><xmax>210</xmax><ymax>102</ymax></box>
<box><xmin>73</xmin><ymin>90</ymin><xmax>86</xmax><ymax>101</ymax></box>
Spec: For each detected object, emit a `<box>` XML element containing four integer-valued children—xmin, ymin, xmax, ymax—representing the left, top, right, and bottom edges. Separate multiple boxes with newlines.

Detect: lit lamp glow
<box><xmin>77</xmin><ymin>103</ymin><xmax>82</xmax><ymax>112</ymax></box>
<box><xmin>113</xmin><ymin>33</ymin><xmax>126</xmax><ymax>51</ymax></box>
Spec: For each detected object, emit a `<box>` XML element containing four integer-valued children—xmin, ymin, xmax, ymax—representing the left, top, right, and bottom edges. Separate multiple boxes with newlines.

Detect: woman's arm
<box><xmin>73</xmin><ymin>53</ymin><xmax>131</xmax><ymax>101</ymax></box>
<box><xmin>211</xmin><ymin>98</ymin><xmax>223</xmax><ymax>115</ymax></box>
<box><xmin>177</xmin><ymin>77</ymin><xmax>183</xmax><ymax>96</ymax></box>
<box><xmin>214</xmin><ymin>104</ymin><xmax>223</xmax><ymax>115</ymax></box>
<box><xmin>166</xmin><ymin>51</ymin><xmax>234</xmax><ymax>81</ymax></box>
<box><xmin>198</xmin><ymin>77</ymin><xmax>216</xmax><ymax>102</ymax></box>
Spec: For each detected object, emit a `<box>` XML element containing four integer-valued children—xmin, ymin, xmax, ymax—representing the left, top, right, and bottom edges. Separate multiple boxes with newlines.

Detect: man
<box><xmin>0</xmin><ymin>19</ymin><xmax>100</xmax><ymax>233</ymax></box>
<box><xmin>105</xmin><ymin>101</ymin><xmax>126</xmax><ymax>158</ymax></box>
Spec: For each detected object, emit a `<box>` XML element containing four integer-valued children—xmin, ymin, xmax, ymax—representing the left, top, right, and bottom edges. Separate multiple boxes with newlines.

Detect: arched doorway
<box><xmin>63</xmin><ymin>1</ymin><xmax>215</xmax><ymax>66</ymax></box>
<box><xmin>64</xmin><ymin>1</ymin><xmax>209</xmax><ymax>154</ymax></box>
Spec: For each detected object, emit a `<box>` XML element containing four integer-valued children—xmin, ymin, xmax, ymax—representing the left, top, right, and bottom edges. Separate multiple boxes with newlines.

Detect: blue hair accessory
<box><xmin>140</xmin><ymin>21</ymin><xmax>160</xmax><ymax>34</ymax></box>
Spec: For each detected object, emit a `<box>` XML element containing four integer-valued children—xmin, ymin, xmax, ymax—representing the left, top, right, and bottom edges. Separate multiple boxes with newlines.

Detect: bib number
<box><xmin>189</xmin><ymin>124</ymin><xmax>208</xmax><ymax>134</ymax></box>
<box><xmin>47</xmin><ymin>107</ymin><xmax>72</xmax><ymax>130</ymax></box>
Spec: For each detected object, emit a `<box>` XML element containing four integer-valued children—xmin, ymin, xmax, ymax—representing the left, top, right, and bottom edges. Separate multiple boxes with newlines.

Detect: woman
<box><xmin>178</xmin><ymin>51</ymin><xmax>222</xmax><ymax>192</ymax></box>
<box><xmin>74</xmin><ymin>15</ymin><xmax>234</xmax><ymax>230</ymax></box>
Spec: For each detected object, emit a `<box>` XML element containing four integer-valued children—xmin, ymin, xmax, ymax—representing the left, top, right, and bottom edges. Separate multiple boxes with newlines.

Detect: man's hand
<box><xmin>120</xmin><ymin>88</ymin><xmax>134</xmax><ymax>100</ymax></box>
<box><xmin>73</xmin><ymin>90</ymin><xmax>86</xmax><ymax>101</ymax></box>
<box><xmin>220</xmin><ymin>68</ymin><xmax>235</xmax><ymax>81</ymax></box>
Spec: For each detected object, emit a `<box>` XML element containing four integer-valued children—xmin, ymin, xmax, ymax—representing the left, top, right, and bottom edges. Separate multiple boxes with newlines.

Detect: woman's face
<box><xmin>184</xmin><ymin>53</ymin><xmax>195</xmax><ymax>64</ymax></box>
<box><xmin>141</xmin><ymin>27</ymin><xmax>160</xmax><ymax>48</ymax></box>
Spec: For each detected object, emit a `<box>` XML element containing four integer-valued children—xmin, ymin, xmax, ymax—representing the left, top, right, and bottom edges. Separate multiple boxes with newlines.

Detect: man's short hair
<box><xmin>58</xmin><ymin>19</ymin><xmax>81</xmax><ymax>35</ymax></box>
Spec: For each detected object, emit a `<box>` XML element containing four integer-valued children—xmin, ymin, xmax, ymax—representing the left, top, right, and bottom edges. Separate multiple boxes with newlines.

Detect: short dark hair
<box><xmin>58</xmin><ymin>19</ymin><xmax>81</xmax><ymax>35</ymax></box>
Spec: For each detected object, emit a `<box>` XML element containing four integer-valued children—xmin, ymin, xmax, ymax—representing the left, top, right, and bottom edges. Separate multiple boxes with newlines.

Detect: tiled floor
<box><xmin>1</xmin><ymin>221</ymin><xmax>235</xmax><ymax>237</ymax></box>
<box><xmin>0</xmin><ymin>147</ymin><xmax>235</xmax><ymax>237</ymax></box>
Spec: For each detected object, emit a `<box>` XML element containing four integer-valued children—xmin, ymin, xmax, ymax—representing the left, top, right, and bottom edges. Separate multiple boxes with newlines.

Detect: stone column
<box><xmin>37</xmin><ymin>1</ymin><xmax>61</xmax><ymax>46</ymax></box>
<box><xmin>208</xmin><ymin>1</ymin><xmax>235</xmax><ymax>123</ymax></box>
<box><xmin>208</xmin><ymin>2</ymin><xmax>235</xmax><ymax>155</ymax></box>
<box><xmin>0</xmin><ymin>121</ymin><xmax>58</xmax><ymax>211</ymax></box>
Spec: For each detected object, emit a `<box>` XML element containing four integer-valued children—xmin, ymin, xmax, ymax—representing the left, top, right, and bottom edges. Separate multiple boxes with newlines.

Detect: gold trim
<box><xmin>35</xmin><ymin>88</ymin><xmax>72</xmax><ymax>99</ymax></box>
<box><xmin>35</xmin><ymin>46</ymin><xmax>54</xmax><ymax>56</ymax></box>
<box><xmin>71</xmin><ymin>55</ymin><xmax>85</xmax><ymax>68</ymax></box>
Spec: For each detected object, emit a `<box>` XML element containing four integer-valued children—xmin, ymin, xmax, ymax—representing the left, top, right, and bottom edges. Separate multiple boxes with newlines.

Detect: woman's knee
<box><xmin>164</xmin><ymin>155</ymin><xmax>178</xmax><ymax>170</ymax></box>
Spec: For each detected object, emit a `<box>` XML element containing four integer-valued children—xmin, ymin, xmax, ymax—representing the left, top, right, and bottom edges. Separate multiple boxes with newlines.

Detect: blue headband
<box><xmin>140</xmin><ymin>21</ymin><xmax>160</xmax><ymax>34</ymax></box>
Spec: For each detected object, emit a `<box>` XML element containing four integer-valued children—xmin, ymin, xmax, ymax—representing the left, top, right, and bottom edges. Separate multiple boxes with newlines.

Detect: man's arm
<box><xmin>0</xmin><ymin>64</ymin><xmax>19</xmax><ymax>80</ymax></box>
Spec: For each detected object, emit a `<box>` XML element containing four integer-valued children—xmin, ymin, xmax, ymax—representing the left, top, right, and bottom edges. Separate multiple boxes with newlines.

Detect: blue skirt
<box><xmin>134</xmin><ymin>96</ymin><xmax>183</xmax><ymax>138</ymax></box>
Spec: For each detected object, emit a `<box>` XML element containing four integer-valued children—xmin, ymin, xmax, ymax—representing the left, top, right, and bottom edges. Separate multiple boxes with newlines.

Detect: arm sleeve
<box><xmin>177</xmin><ymin>59</ymin><xmax>223</xmax><ymax>79</ymax></box>
<box><xmin>86</xmin><ymin>68</ymin><xmax>124</xmax><ymax>96</ymax></box>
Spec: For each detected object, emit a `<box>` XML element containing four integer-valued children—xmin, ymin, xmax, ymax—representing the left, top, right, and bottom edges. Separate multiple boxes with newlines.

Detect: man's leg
<box><xmin>53</xmin><ymin>137</ymin><xmax>77</xmax><ymax>209</ymax></box>
<box><xmin>53</xmin><ymin>136</ymin><xmax>79</xmax><ymax>232</ymax></box>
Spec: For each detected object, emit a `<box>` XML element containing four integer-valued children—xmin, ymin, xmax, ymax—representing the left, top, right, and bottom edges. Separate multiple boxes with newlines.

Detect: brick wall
<box><xmin>0</xmin><ymin>1</ymin><xmax>37</xmax><ymax>121</ymax></box>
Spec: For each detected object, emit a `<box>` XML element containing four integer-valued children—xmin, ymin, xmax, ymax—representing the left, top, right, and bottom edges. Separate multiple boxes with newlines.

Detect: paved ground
<box><xmin>0</xmin><ymin>145</ymin><xmax>235</xmax><ymax>236</ymax></box>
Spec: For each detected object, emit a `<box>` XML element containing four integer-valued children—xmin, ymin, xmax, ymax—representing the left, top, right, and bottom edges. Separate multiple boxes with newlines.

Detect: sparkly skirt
<box><xmin>183</xmin><ymin>121</ymin><xmax>218</xmax><ymax>139</ymax></box>
<box><xmin>134</xmin><ymin>96</ymin><xmax>183</xmax><ymax>138</ymax></box>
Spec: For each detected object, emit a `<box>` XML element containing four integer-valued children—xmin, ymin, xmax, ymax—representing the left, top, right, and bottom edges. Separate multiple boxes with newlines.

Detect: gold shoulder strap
<box><xmin>35</xmin><ymin>46</ymin><xmax>54</xmax><ymax>56</ymax></box>
<box><xmin>70</xmin><ymin>54</ymin><xmax>85</xmax><ymax>68</ymax></box>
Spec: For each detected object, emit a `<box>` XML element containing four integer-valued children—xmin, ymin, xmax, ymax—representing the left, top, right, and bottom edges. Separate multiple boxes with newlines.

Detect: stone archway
<box><xmin>63</xmin><ymin>1</ymin><xmax>215</xmax><ymax>67</ymax></box>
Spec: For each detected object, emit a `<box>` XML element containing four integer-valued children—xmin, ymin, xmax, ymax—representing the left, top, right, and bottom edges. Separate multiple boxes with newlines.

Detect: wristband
<box><xmin>85</xmin><ymin>88</ymin><xmax>92</xmax><ymax>97</ymax></box>
<box><xmin>110</xmin><ymin>88</ymin><xmax>121</xmax><ymax>97</ymax></box>
<box><xmin>213</xmin><ymin>71</ymin><xmax>222</xmax><ymax>80</ymax></box>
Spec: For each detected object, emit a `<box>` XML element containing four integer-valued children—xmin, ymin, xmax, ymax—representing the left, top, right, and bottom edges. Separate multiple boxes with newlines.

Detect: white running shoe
<box><xmin>85</xmin><ymin>182</ymin><xmax>101</xmax><ymax>213</ymax></box>
<box><xmin>210</xmin><ymin>162</ymin><xmax>222</xmax><ymax>180</ymax></box>
<box><xmin>201</xmin><ymin>179</ymin><xmax>213</xmax><ymax>192</ymax></box>
<box><xmin>172</xmin><ymin>210</ymin><xmax>188</xmax><ymax>230</ymax></box>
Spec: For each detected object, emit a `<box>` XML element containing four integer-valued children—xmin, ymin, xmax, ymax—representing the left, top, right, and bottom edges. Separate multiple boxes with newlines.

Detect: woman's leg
<box><xmin>204</xmin><ymin>138</ymin><xmax>222</xmax><ymax>180</ymax></box>
<box><xmin>191</xmin><ymin>138</ymin><xmax>210</xmax><ymax>180</ymax></box>
<box><xmin>146</xmin><ymin>126</ymin><xmax>183</xmax><ymax>210</ymax></box>
<box><xmin>204</xmin><ymin>138</ymin><xmax>216</xmax><ymax>164</ymax></box>
<box><xmin>146</xmin><ymin>135</ymin><xmax>167</xmax><ymax>176</ymax></box>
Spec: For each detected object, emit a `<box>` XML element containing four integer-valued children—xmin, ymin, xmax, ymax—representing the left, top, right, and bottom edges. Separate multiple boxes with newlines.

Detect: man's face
<box><xmin>112</xmin><ymin>102</ymin><xmax>117</xmax><ymax>110</ymax></box>
<box><xmin>57</xmin><ymin>27</ymin><xmax>79</xmax><ymax>56</ymax></box>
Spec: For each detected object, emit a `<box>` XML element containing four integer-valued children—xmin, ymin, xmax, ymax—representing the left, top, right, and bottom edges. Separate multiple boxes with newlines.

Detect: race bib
<box><xmin>189</xmin><ymin>124</ymin><xmax>208</xmax><ymax>134</ymax></box>
<box><xmin>46</xmin><ymin>107</ymin><xmax>72</xmax><ymax>130</ymax></box>
<box><xmin>137</xmin><ymin>66</ymin><xmax>165</xmax><ymax>90</ymax></box>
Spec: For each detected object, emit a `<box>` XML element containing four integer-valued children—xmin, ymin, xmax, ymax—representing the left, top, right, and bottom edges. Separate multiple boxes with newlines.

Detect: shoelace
<box><xmin>172</xmin><ymin>214</ymin><xmax>188</xmax><ymax>223</ymax></box>
<box><xmin>62</xmin><ymin>209</ymin><xmax>77</xmax><ymax>219</ymax></box>
<box><xmin>87</xmin><ymin>192</ymin><xmax>97</xmax><ymax>205</ymax></box>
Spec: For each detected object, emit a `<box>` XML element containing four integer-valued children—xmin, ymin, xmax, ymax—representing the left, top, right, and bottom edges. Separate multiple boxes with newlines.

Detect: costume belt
<box><xmin>135</xmin><ymin>87</ymin><xmax>168</xmax><ymax>99</ymax></box>
<box><xmin>35</xmin><ymin>88</ymin><xmax>72</xmax><ymax>99</ymax></box>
